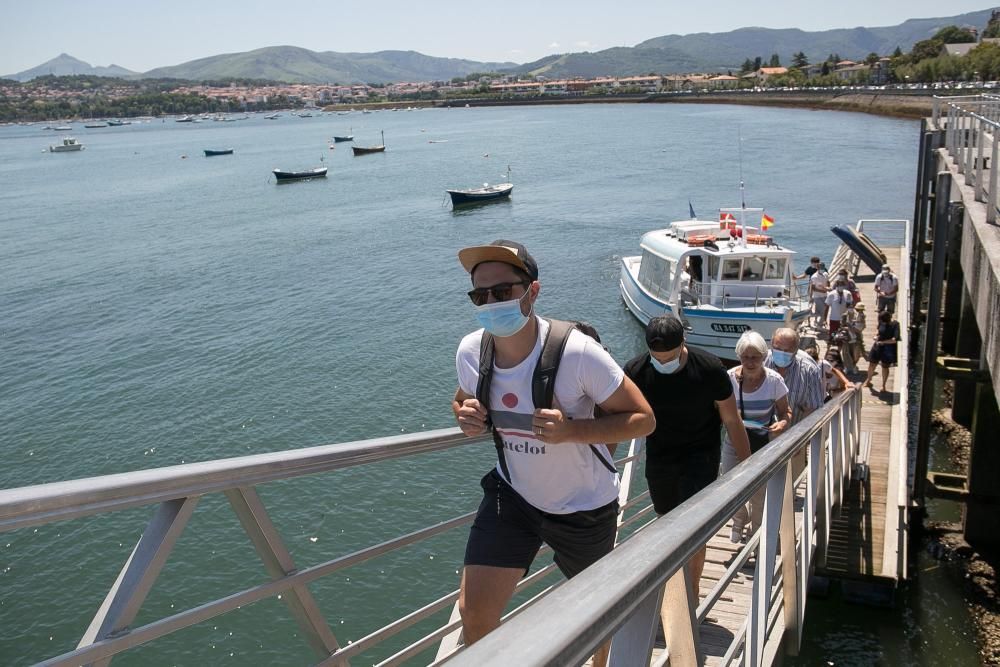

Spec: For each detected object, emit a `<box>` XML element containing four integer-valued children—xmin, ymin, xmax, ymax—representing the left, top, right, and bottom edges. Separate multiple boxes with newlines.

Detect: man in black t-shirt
<box><xmin>625</xmin><ymin>316</ymin><xmax>751</xmax><ymax>597</ymax></box>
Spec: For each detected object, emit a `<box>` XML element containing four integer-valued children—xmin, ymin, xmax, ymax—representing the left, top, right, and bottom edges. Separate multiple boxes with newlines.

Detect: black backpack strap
<box><xmin>476</xmin><ymin>331</ymin><xmax>514</xmax><ymax>484</ymax></box>
<box><xmin>532</xmin><ymin>319</ymin><xmax>618</xmax><ymax>475</ymax></box>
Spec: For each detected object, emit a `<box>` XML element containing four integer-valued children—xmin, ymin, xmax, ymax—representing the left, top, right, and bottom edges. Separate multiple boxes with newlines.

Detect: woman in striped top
<box><xmin>720</xmin><ymin>331</ymin><xmax>792</xmax><ymax>542</ymax></box>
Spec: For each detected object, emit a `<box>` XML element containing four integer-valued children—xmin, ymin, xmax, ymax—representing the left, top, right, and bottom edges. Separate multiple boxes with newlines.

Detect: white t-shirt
<box><xmin>810</xmin><ymin>271</ymin><xmax>829</xmax><ymax>298</ymax></box>
<box><xmin>727</xmin><ymin>367</ymin><xmax>788</xmax><ymax>435</ymax></box>
<box><xmin>825</xmin><ymin>288</ymin><xmax>854</xmax><ymax>321</ymax></box>
<box><xmin>456</xmin><ymin>317</ymin><xmax>624</xmax><ymax>514</ymax></box>
<box><xmin>874</xmin><ymin>272</ymin><xmax>898</xmax><ymax>295</ymax></box>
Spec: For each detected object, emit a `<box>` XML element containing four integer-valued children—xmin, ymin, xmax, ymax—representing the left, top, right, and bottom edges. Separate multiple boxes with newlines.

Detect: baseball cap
<box><xmin>458</xmin><ymin>239</ymin><xmax>539</xmax><ymax>280</ymax></box>
<box><xmin>645</xmin><ymin>315</ymin><xmax>685</xmax><ymax>351</ymax></box>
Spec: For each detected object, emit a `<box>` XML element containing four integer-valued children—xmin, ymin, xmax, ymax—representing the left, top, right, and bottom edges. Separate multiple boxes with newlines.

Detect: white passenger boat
<box><xmin>49</xmin><ymin>137</ymin><xmax>84</xmax><ymax>152</ymax></box>
<box><xmin>619</xmin><ymin>207</ymin><xmax>811</xmax><ymax>361</ymax></box>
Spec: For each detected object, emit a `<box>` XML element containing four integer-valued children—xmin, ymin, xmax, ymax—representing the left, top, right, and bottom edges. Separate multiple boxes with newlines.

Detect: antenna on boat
<box><xmin>737</xmin><ymin>128</ymin><xmax>748</xmax><ymax>248</ymax></box>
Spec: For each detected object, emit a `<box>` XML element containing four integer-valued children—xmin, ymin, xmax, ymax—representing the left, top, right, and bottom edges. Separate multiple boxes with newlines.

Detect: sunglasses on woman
<box><xmin>467</xmin><ymin>280</ymin><xmax>530</xmax><ymax>306</ymax></box>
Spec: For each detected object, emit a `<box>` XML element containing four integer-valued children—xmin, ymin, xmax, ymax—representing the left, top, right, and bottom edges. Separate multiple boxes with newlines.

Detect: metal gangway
<box><xmin>2</xmin><ymin>383</ymin><xmax>869</xmax><ymax>666</ymax></box>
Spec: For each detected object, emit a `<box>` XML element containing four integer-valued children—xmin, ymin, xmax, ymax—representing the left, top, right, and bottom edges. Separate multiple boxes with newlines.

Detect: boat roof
<box><xmin>639</xmin><ymin>219</ymin><xmax>797</xmax><ymax>260</ymax></box>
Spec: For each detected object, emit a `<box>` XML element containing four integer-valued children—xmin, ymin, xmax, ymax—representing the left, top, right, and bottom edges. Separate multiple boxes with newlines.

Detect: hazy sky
<box><xmin>2</xmin><ymin>1</ymin><xmax>995</xmax><ymax>74</ymax></box>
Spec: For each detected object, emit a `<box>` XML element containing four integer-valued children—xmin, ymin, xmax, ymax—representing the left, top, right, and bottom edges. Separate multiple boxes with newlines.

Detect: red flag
<box><xmin>761</xmin><ymin>214</ymin><xmax>775</xmax><ymax>230</ymax></box>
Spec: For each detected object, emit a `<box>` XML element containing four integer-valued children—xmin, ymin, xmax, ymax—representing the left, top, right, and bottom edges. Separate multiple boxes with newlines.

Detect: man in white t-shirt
<box><xmin>809</xmin><ymin>264</ymin><xmax>830</xmax><ymax>329</ymax></box>
<box><xmin>451</xmin><ymin>239</ymin><xmax>655</xmax><ymax>660</ymax></box>
<box><xmin>825</xmin><ymin>280</ymin><xmax>854</xmax><ymax>335</ymax></box>
<box><xmin>874</xmin><ymin>264</ymin><xmax>899</xmax><ymax>314</ymax></box>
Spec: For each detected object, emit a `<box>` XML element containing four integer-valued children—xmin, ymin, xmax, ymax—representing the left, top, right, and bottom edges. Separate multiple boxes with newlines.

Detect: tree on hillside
<box><xmin>740</xmin><ymin>58</ymin><xmax>755</xmax><ymax>73</ymax></box>
<box><xmin>753</xmin><ymin>56</ymin><xmax>762</xmax><ymax>71</ymax></box>
<box><xmin>984</xmin><ymin>10</ymin><xmax>1000</xmax><ymax>38</ymax></box>
<box><xmin>821</xmin><ymin>62</ymin><xmax>830</xmax><ymax>76</ymax></box>
<box><xmin>892</xmin><ymin>46</ymin><xmax>904</xmax><ymax>58</ymax></box>
<box><xmin>933</xmin><ymin>25</ymin><xmax>976</xmax><ymax>43</ymax></box>
<box><xmin>865</xmin><ymin>52</ymin><xmax>880</xmax><ymax>65</ymax></box>
<box><xmin>791</xmin><ymin>52</ymin><xmax>809</xmax><ymax>69</ymax></box>
<box><xmin>769</xmin><ymin>54</ymin><xmax>781</xmax><ymax>67</ymax></box>
<box><xmin>909</xmin><ymin>38</ymin><xmax>945</xmax><ymax>63</ymax></box>
<box><xmin>827</xmin><ymin>53</ymin><xmax>842</xmax><ymax>64</ymax></box>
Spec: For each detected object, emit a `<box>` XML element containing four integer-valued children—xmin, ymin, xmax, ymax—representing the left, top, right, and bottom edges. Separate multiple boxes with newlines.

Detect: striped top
<box><xmin>727</xmin><ymin>367</ymin><xmax>788</xmax><ymax>432</ymax></box>
<box><xmin>764</xmin><ymin>350</ymin><xmax>825</xmax><ymax>423</ymax></box>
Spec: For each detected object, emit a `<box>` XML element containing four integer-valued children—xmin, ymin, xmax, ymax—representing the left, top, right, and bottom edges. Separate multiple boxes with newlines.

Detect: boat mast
<box><xmin>737</xmin><ymin>130</ymin><xmax>747</xmax><ymax>248</ymax></box>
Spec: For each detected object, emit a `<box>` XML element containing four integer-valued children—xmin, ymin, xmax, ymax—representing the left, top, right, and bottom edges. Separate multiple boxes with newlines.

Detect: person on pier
<box><xmin>874</xmin><ymin>264</ymin><xmax>899</xmax><ymax>314</ymax></box>
<box><xmin>451</xmin><ymin>239</ymin><xmax>655</xmax><ymax>666</ymax></box>
<box><xmin>764</xmin><ymin>328</ymin><xmax>825</xmax><ymax>424</ymax></box>
<box><xmin>624</xmin><ymin>316</ymin><xmax>751</xmax><ymax>589</ymax></box>
<box><xmin>720</xmin><ymin>331</ymin><xmax>791</xmax><ymax>542</ymax></box>
<box><xmin>864</xmin><ymin>309</ymin><xmax>901</xmax><ymax>393</ymax></box>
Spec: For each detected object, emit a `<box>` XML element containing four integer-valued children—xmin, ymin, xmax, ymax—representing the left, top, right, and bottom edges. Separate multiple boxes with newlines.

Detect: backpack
<box><xmin>475</xmin><ymin>318</ymin><xmax>619</xmax><ymax>484</ymax></box>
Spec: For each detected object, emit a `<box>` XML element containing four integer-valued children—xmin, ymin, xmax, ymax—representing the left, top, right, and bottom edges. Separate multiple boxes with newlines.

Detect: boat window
<box><xmin>721</xmin><ymin>258</ymin><xmax>742</xmax><ymax>281</ymax></box>
<box><xmin>706</xmin><ymin>256</ymin><xmax>719</xmax><ymax>282</ymax></box>
<box><xmin>638</xmin><ymin>252</ymin><xmax>673</xmax><ymax>296</ymax></box>
<box><xmin>765</xmin><ymin>257</ymin><xmax>786</xmax><ymax>280</ymax></box>
<box><xmin>741</xmin><ymin>256</ymin><xmax>765</xmax><ymax>281</ymax></box>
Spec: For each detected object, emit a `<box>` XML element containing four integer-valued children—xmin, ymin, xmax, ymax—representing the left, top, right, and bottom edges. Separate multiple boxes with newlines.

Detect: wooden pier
<box><xmin>661</xmin><ymin>239</ymin><xmax>911</xmax><ymax>664</ymax></box>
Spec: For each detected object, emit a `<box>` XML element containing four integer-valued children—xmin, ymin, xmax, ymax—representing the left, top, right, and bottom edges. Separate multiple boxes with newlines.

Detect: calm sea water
<box><xmin>0</xmin><ymin>104</ymin><xmax>977</xmax><ymax>665</ymax></box>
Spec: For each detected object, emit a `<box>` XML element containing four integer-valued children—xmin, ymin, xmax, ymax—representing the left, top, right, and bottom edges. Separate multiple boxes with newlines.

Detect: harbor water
<box><xmin>0</xmin><ymin>103</ymin><xmax>978</xmax><ymax>664</ymax></box>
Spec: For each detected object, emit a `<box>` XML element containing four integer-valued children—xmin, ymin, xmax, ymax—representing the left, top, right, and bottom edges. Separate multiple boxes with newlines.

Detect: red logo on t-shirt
<box><xmin>502</xmin><ymin>393</ymin><xmax>519</xmax><ymax>408</ymax></box>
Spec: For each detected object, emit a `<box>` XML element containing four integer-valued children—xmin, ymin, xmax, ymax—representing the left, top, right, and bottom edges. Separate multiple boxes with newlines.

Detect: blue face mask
<box><xmin>771</xmin><ymin>349</ymin><xmax>795</xmax><ymax>368</ymax></box>
<box><xmin>474</xmin><ymin>292</ymin><xmax>530</xmax><ymax>337</ymax></box>
<box><xmin>650</xmin><ymin>354</ymin><xmax>682</xmax><ymax>374</ymax></box>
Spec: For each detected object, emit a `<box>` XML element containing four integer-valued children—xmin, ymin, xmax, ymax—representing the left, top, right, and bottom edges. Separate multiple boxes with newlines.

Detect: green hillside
<box><xmin>142</xmin><ymin>46</ymin><xmax>514</xmax><ymax>84</ymax></box>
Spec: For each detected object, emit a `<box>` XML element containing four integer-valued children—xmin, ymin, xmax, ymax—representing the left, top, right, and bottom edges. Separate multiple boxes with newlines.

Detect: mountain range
<box><xmin>5</xmin><ymin>8</ymin><xmax>994</xmax><ymax>84</ymax></box>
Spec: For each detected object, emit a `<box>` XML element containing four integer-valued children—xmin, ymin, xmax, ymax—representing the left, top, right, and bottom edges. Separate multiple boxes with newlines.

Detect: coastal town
<box><xmin>2</xmin><ymin>22</ymin><xmax>997</xmax><ymax>122</ymax></box>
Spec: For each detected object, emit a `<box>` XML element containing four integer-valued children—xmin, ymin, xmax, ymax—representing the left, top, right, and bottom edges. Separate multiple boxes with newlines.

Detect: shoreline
<box><xmin>436</xmin><ymin>91</ymin><xmax>935</xmax><ymax>121</ymax></box>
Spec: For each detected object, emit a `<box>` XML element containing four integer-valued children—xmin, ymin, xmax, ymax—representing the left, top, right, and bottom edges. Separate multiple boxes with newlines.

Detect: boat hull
<box><xmin>332</xmin><ymin>136</ymin><xmax>354</xmax><ymax>142</ymax></box>
<box><xmin>273</xmin><ymin>168</ymin><xmax>328</xmax><ymax>181</ymax></box>
<box><xmin>446</xmin><ymin>184</ymin><xmax>513</xmax><ymax>206</ymax></box>
<box><xmin>830</xmin><ymin>225</ymin><xmax>886</xmax><ymax>273</ymax></box>
<box><xmin>204</xmin><ymin>149</ymin><xmax>234</xmax><ymax>156</ymax></box>
<box><xmin>619</xmin><ymin>257</ymin><xmax>809</xmax><ymax>361</ymax></box>
<box><xmin>352</xmin><ymin>146</ymin><xmax>385</xmax><ymax>155</ymax></box>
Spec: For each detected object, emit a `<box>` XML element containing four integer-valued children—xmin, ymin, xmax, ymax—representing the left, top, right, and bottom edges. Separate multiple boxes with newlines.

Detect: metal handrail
<box><xmin>934</xmin><ymin>94</ymin><xmax>1000</xmax><ymax>223</ymax></box>
<box><xmin>445</xmin><ymin>388</ymin><xmax>862</xmax><ymax>667</ymax></box>
<box><xmin>3</xmin><ymin>387</ymin><xmax>861</xmax><ymax>667</ymax></box>
<box><xmin>0</xmin><ymin>427</ymin><xmax>471</xmax><ymax>531</ymax></box>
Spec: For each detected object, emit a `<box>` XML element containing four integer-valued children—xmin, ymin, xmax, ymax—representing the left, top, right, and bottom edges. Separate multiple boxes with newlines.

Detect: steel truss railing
<box><xmin>2</xmin><ymin>383</ymin><xmax>863</xmax><ymax>666</ymax></box>
<box><xmin>446</xmin><ymin>388</ymin><xmax>863</xmax><ymax>667</ymax></box>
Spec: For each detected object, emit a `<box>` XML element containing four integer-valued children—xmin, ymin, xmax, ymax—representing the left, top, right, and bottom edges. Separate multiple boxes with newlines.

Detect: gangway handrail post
<box><xmin>812</xmin><ymin>428</ymin><xmax>829</xmax><ymax>570</ymax></box>
<box><xmin>779</xmin><ymin>462</ymin><xmax>800</xmax><ymax>657</ymax></box>
<box><xmin>991</xmin><ymin>124</ymin><xmax>1000</xmax><ymax>224</ymax></box>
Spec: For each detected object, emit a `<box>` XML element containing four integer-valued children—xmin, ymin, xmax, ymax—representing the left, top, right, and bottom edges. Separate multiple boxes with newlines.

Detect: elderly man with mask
<box><xmin>764</xmin><ymin>327</ymin><xmax>825</xmax><ymax>424</ymax></box>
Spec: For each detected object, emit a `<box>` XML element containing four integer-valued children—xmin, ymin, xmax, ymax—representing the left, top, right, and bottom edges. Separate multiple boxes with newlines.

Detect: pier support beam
<box><xmin>952</xmin><ymin>289</ymin><xmax>983</xmax><ymax>428</ymax></box>
<box><xmin>913</xmin><ymin>173</ymin><xmax>955</xmax><ymax>509</ymax></box>
<box><xmin>940</xmin><ymin>207</ymin><xmax>965</xmax><ymax>354</ymax></box>
<box><xmin>965</xmin><ymin>385</ymin><xmax>1000</xmax><ymax>549</ymax></box>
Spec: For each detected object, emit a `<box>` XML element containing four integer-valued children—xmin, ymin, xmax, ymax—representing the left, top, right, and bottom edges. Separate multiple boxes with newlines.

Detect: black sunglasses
<box><xmin>467</xmin><ymin>280</ymin><xmax>530</xmax><ymax>306</ymax></box>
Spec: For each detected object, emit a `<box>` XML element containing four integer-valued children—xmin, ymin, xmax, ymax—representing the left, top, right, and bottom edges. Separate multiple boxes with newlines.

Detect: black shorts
<box><xmin>464</xmin><ymin>470</ymin><xmax>619</xmax><ymax>578</ymax></box>
<box><xmin>645</xmin><ymin>448</ymin><xmax>721</xmax><ymax>516</ymax></box>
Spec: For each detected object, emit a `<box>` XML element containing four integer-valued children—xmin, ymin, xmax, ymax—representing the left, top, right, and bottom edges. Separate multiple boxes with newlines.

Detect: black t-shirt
<box><xmin>624</xmin><ymin>345</ymin><xmax>733</xmax><ymax>471</ymax></box>
<box><xmin>803</xmin><ymin>266</ymin><xmax>818</xmax><ymax>277</ymax></box>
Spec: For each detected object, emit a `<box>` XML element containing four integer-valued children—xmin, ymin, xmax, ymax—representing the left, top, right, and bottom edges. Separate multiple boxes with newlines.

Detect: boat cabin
<box><xmin>636</xmin><ymin>220</ymin><xmax>796</xmax><ymax>310</ymax></box>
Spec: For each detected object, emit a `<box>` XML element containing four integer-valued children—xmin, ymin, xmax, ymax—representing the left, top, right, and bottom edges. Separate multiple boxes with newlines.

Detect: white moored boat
<box><xmin>49</xmin><ymin>137</ymin><xmax>84</xmax><ymax>152</ymax></box>
<box><xmin>619</xmin><ymin>207</ymin><xmax>811</xmax><ymax>361</ymax></box>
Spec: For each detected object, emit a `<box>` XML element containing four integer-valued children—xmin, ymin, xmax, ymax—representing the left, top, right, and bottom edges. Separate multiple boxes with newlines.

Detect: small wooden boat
<box><xmin>332</xmin><ymin>135</ymin><xmax>354</xmax><ymax>142</ymax></box>
<box><xmin>49</xmin><ymin>137</ymin><xmax>84</xmax><ymax>153</ymax></box>
<box><xmin>204</xmin><ymin>148</ymin><xmax>234</xmax><ymax>156</ymax></box>
<box><xmin>352</xmin><ymin>131</ymin><xmax>385</xmax><ymax>155</ymax></box>
<box><xmin>84</xmin><ymin>122</ymin><xmax>108</xmax><ymax>128</ymax></box>
<box><xmin>446</xmin><ymin>165</ymin><xmax>513</xmax><ymax>206</ymax></box>
<box><xmin>272</xmin><ymin>167</ymin><xmax>328</xmax><ymax>182</ymax></box>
